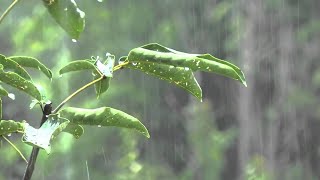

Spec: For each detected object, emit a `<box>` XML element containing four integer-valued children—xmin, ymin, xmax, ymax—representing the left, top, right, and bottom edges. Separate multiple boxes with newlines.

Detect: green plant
<box><xmin>0</xmin><ymin>0</ymin><xmax>247</xmax><ymax>179</ymax></box>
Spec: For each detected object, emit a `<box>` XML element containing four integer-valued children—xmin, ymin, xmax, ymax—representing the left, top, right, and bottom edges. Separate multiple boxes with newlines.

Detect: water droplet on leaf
<box><xmin>72</xmin><ymin>39</ymin><xmax>77</xmax><ymax>43</ymax></box>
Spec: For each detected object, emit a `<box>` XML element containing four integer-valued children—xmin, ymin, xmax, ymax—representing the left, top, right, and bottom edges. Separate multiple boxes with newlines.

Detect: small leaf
<box><xmin>63</xmin><ymin>123</ymin><xmax>84</xmax><ymax>139</ymax></box>
<box><xmin>122</xmin><ymin>57</ymin><xmax>202</xmax><ymax>100</ymax></box>
<box><xmin>0</xmin><ymin>54</ymin><xmax>32</xmax><ymax>80</ymax></box>
<box><xmin>0</xmin><ymin>70</ymin><xmax>42</xmax><ymax>101</ymax></box>
<box><xmin>93</xmin><ymin>70</ymin><xmax>111</xmax><ymax>98</ymax></box>
<box><xmin>127</xmin><ymin>43</ymin><xmax>247</xmax><ymax>86</ymax></box>
<box><xmin>8</xmin><ymin>56</ymin><xmax>53</xmax><ymax>79</ymax></box>
<box><xmin>44</xmin><ymin>0</ymin><xmax>85</xmax><ymax>39</ymax></box>
<box><xmin>59</xmin><ymin>60</ymin><xmax>95</xmax><ymax>75</ymax></box>
<box><xmin>0</xmin><ymin>120</ymin><xmax>25</xmax><ymax>136</ymax></box>
<box><xmin>59</xmin><ymin>107</ymin><xmax>150</xmax><ymax>138</ymax></box>
<box><xmin>22</xmin><ymin>114</ymin><xmax>69</xmax><ymax>154</ymax></box>
<box><xmin>95</xmin><ymin>54</ymin><xmax>115</xmax><ymax>77</ymax></box>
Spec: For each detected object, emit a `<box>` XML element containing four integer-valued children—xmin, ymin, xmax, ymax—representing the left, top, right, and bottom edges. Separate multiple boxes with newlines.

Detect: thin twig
<box><xmin>0</xmin><ymin>0</ymin><xmax>20</xmax><ymax>25</ymax></box>
<box><xmin>2</xmin><ymin>135</ymin><xmax>28</xmax><ymax>163</ymax></box>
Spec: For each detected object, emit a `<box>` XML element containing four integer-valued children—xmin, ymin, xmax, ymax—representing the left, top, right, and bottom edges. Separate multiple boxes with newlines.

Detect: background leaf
<box><xmin>44</xmin><ymin>0</ymin><xmax>85</xmax><ymax>39</ymax></box>
<box><xmin>0</xmin><ymin>70</ymin><xmax>42</xmax><ymax>101</ymax></box>
<box><xmin>59</xmin><ymin>107</ymin><xmax>150</xmax><ymax>138</ymax></box>
<box><xmin>127</xmin><ymin>44</ymin><xmax>247</xmax><ymax>86</ymax></box>
<box><xmin>59</xmin><ymin>59</ymin><xmax>95</xmax><ymax>75</ymax></box>
<box><xmin>8</xmin><ymin>56</ymin><xmax>52</xmax><ymax>79</ymax></box>
<box><xmin>0</xmin><ymin>120</ymin><xmax>25</xmax><ymax>136</ymax></box>
<box><xmin>0</xmin><ymin>54</ymin><xmax>32</xmax><ymax>80</ymax></box>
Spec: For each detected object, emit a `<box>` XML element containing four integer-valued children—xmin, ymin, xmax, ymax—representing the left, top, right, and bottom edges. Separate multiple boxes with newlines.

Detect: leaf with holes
<box><xmin>44</xmin><ymin>0</ymin><xmax>85</xmax><ymax>39</ymax></box>
<box><xmin>22</xmin><ymin>114</ymin><xmax>69</xmax><ymax>154</ymax></box>
<box><xmin>0</xmin><ymin>54</ymin><xmax>32</xmax><ymax>81</ymax></box>
<box><xmin>127</xmin><ymin>43</ymin><xmax>247</xmax><ymax>87</ymax></box>
<box><xmin>59</xmin><ymin>60</ymin><xmax>95</xmax><ymax>75</ymax></box>
<box><xmin>8</xmin><ymin>56</ymin><xmax>52</xmax><ymax>79</ymax></box>
<box><xmin>0</xmin><ymin>120</ymin><xmax>25</xmax><ymax>136</ymax></box>
<box><xmin>120</xmin><ymin>57</ymin><xmax>202</xmax><ymax>100</ymax></box>
<box><xmin>59</xmin><ymin>107</ymin><xmax>150</xmax><ymax>138</ymax></box>
<box><xmin>0</xmin><ymin>70</ymin><xmax>42</xmax><ymax>101</ymax></box>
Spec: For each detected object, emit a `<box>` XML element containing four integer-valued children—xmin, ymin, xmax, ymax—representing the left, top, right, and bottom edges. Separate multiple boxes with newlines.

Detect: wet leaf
<box><xmin>59</xmin><ymin>60</ymin><xmax>95</xmax><ymax>75</ymax></box>
<box><xmin>63</xmin><ymin>123</ymin><xmax>84</xmax><ymax>139</ymax></box>
<box><xmin>44</xmin><ymin>0</ymin><xmax>85</xmax><ymax>39</ymax></box>
<box><xmin>0</xmin><ymin>54</ymin><xmax>32</xmax><ymax>81</ymax></box>
<box><xmin>95</xmin><ymin>54</ymin><xmax>115</xmax><ymax>77</ymax></box>
<box><xmin>121</xmin><ymin>57</ymin><xmax>202</xmax><ymax>100</ymax></box>
<box><xmin>59</xmin><ymin>107</ymin><xmax>150</xmax><ymax>138</ymax></box>
<box><xmin>0</xmin><ymin>70</ymin><xmax>42</xmax><ymax>101</ymax></box>
<box><xmin>0</xmin><ymin>120</ymin><xmax>25</xmax><ymax>136</ymax></box>
<box><xmin>8</xmin><ymin>56</ymin><xmax>52</xmax><ymax>79</ymax></box>
<box><xmin>93</xmin><ymin>69</ymin><xmax>111</xmax><ymax>98</ymax></box>
<box><xmin>127</xmin><ymin>43</ymin><xmax>247</xmax><ymax>86</ymax></box>
<box><xmin>22</xmin><ymin>114</ymin><xmax>69</xmax><ymax>154</ymax></box>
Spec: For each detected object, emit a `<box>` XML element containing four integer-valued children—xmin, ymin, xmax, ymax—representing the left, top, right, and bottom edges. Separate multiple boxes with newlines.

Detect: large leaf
<box><xmin>8</xmin><ymin>56</ymin><xmax>52</xmax><ymax>79</ymax></box>
<box><xmin>59</xmin><ymin>59</ymin><xmax>95</xmax><ymax>75</ymax></box>
<box><xmin>44</xmin><ymin>0</ymin><xmax>85</xmax><ymax>39</ymax></box>
<box><xmin>122</xmin><ymin>58</ymin><xmax>202</xmax><ymax>100</ymax></box>
<box><xmin>59</xmin><ymin>107</ymin><xmax>150</xmax><ymax>138</ymax></box>
<box><xmin>0</xmin><ymin>54</ymin><xmax>32</xmax><ymax>80</ymax></box>
<box><xmin>22</xmin><ymin>114</ymin><xmax>69</xmax><ymax>154</ymax></box>
<box><xmin>0</xmin><ymin>120</ymin><xmax>25</xmax><ymax>136</ymax></box>
<box><xmin>127</xmin><ymin>43</ymin><xmax>247</xmax><ymax>86</ymax></box>
<box><xmin>0</xmin><ymin>70</ymin><xmax>42</xmax><ymax>101</ymax></box>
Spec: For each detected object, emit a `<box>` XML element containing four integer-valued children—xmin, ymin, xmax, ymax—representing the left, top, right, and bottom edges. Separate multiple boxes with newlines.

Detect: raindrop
<box><xmin>132</xmin><ymin>62</ymin><xmax>138</xmax><ymax>66</ymax></box>
<box><xmin>98</xmin><ymin>125</ymin><xmax>102</xmax><ymax>128</ymax></box>
<box><xmin>72</xmin><ymin>39</ymin><xmax>77</xmax><ymax>43</ymax></box>
<box><xmin>97</xmin><ymin>0</ymin><xmax>103</xmax><ymax>2</ymax></box>
<box><xmin>64</xmin><ymin>8</ymin><xmax>68</xmax><ymax>11</ymax></box>
<box><xmin>8</xmin><ymin>93</ymin><xmax>15</xmax><ymax>100</ymax></box>
<box><xmin>184</xmin><ymin>67</ymin><xmax>190</xmax><ymax>71</ymax></box>
<box><xmin>7</xmin><ymin>133</ymin><xmax>11</xmax><ymax>137</ymax></box>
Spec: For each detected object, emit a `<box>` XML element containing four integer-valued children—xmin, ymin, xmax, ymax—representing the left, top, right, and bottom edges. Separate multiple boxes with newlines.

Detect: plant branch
<box><xmin>23</xmin><ymin>102</ymin><xmax>52</xmax><ymax>180</ymax></box>
<box><xmin>52</xmin><ymin>76</ymin><xmax>104</xmax><ymax>113</ymax></box>
<box><xmin>0</xmin><ymin>0</ymin><xmax>20</xmax><ymax>25</ymax></box>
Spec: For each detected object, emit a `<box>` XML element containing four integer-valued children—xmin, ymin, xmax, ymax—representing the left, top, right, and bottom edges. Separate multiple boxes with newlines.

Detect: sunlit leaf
<box><xmin>121</xmin><ymin>57</ymin><xmax>202</xmax><ymax>100</ymax></box>
<box><xmin>8</xmin><ymin>56</ymin><xmax>53</xmax><ymax>79</ymax></box>
<box><xmin>0</xmin><ymin>54</ymin><xmax>32</xmax><ymax>80</ymax></box>
<box><xmin>127</xmin><ymin>43</ymin><xmax>247</xmax><ymax>86</ymax></box>
<box><xmin>59</xmin><ymin>60</ymin><xmax>95</xmax><ymax>75</ymax></box>
<box><xmin>44</xmin><ymin>0</ymin><xmax>85</xmax><ymax>39</ymax></box>
<box><xmin>0</xmin><ymin>120</ymin><xmax>25</xmax><ymax>136</ymax></box>
<box><xmin>0</xmin><ymin>70</ymin><xmax>42</xmax><ymax>101</ymax></box>
<box><xmin>59</xmin><ymin>107</ymin><xmax>150</xmax><ymax>138</ymax></box>
<box><xmin>96</xmin><ymin>54</ymin><xmax>115</xmax><ymax>77</ymax></box>
<box><xmin>22</xmin><ymin>114</ymin><xmax>69</xmax><ymax>154</ymax></box>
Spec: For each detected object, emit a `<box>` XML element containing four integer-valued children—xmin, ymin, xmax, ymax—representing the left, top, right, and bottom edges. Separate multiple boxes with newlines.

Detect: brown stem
<box><xmin>22</xmin><ymin>102</ymin><xmax>52</xmax><ymax>180</ymax></box>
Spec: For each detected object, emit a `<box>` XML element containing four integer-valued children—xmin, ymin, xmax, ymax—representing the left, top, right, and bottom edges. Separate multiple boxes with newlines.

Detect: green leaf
<box><xmin>0</xmin><ymin>54</ymin><xmax>32</xmax><ymax>81</ymax></box>
<box><xmin>0</xmin><ymin>99</ymin><xmax>2</xmax><ymax>119</ymax></box>
<box><xmin>122</xmin><ymin>57</ymin><xmax>202</xmax><ymax>100</ymax></box>
<box><xmin>127</xmin><ymin>43</ymin><xmax>247</xmax><ymax>86</ymax></box>
<box><xmin>0</xmin><ymin>85</ymin><xmax>9</xmax><ymax>97</ymax></box>
<box><xmin>0</xmin><ymin>70</ymin><xmax>42</xmax><ymax>101</ymax></box>
<box><xmin>59</xmin><ymin>60</ymin><xmax>95</xmax><ymax>75</ymax></box>
<box><xmin>93</xmin><ymin>69</ymin><xmax>111</xmax><ymax>99</ymax></box>
<box><xmin>8</xmin><ymin>56</ymin><xmax>53</xmax><ymax>79</ymax></box>
<box><xmin>22</xmin><ymin>114</ymin><xmax>69</xmax><ymax>154</ymax></box>
<box><xmin>59</xmin><ymin>107</ymin><xmax>150</xmax><ymax>138</ymax></box>
<box><xmin>63</xmin><ymin>123</ymin><xmax>84</xmax><ymax>139</ymax></box>
<box><xmin>44</xmin><ymin>0</ymin><xmax>85</xmax><ymax>39</ymax></box>
<box><xmin>0</xmin><ymin>120</ymin><xmax>25</xmax><ymax>136</ymax></box>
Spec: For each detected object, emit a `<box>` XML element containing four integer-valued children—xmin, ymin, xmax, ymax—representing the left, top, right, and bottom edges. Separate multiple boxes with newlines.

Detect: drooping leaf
<box><xmin>0</xmin><ymin>120</ymin><xmax>25</xmax><ymax>136</ymax></box>
<box><xmin>127</xmin><ymin>43</ymin><xmax>247</xmax><ymax>86</ymax></box>
<box><xmin>0</xmin><ymin>85</ymin><xmax>9</xmax><ymax>97</ymax></box>
<box><xmin>44</xmin><ymin>0</ymin><xmax>85</xmax><ymax>39</ymax></box>
<box><xmin>59</xmin><ymin>60</ymin><xmax>95</xmax><ymax>75</ymax></box>
<box><xmin>0</xmin><ymin>70</ymin><xmax>42</xmax><ymax>101</ymax></box>
<box><xmin>0</xmin><ymin>54</ymin><xmax>32</xmax><ymax>80</ymax></box>
<box><xmin>63</xmin><ymin>123</ymin><xmax>84</xmax><ymax>139</ymax></box>
<box><xmin>121</xmin><ymin>57</ymin><xmax>202</xmax><ymax>100</ymax></box>
<box><xmin>96</xmin><ymin>54</ymin><xmax>115</xmax><ymax>77</ymax></box>
<box><xmin>22</xmin><ymin>114</ymin><xmax>69</xmax><ymax>154</ymax></box>
<box><xmin>59</xmin><ymin>107</ymin><xmax>150</xmax><ymax>138</ymax></box>
<box><xmin>93</xmin><ymin>69</ymin><xmax>111</xmax><ymax>99</ymax></box>
<box><xmin>8</xmin><ymin>56</ymin><xmax>52</xmax><ymax>79</ymax></box>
